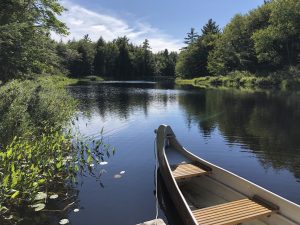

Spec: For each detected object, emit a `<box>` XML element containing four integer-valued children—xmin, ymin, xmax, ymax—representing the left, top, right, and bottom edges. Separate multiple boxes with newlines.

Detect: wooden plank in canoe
<box><xmin>171</xmin><ymin>163</ymin><xmax>208</xmax><ymax>180</ymax></box>
<box><xmin>192</xmin><ymin>199</ymin><xmax>272</xmax><ymax>225</ymax></box>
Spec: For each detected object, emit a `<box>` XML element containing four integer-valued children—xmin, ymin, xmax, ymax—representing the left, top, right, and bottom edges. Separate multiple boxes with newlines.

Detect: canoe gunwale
<box><xmin>156</xmin><ymin>124</ymin><xmax>300</xmax><ymax>225</ymax></box>
<box><xmin>156</xmin><ymin>125</ymin><xmax>198</xmax><ymax>225</ymax></box>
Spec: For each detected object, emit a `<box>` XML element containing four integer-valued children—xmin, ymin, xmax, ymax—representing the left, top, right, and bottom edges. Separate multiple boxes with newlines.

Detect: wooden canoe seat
<box><xmin>192</xmin><ymin>199</ymin><xmax>273</xmax><ymax>225</ymax></box>
<box><xmin>171</xmin><ymin>163</ymin><xmax>208</xmax><ymax>180</ymax></box>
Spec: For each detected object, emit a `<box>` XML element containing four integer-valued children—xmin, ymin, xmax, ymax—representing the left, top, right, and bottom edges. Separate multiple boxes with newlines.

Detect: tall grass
<box><xmin>0</xmin><ymin>76</ymin><xmax>113</xmax><ymax>224</ymax></box>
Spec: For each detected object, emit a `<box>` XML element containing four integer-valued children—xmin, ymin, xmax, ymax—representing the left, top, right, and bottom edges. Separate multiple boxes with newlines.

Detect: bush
<box><xmin>0</xmin><ymin>77</ymin><xmax>77</xmax><ymax>144</ymax></box>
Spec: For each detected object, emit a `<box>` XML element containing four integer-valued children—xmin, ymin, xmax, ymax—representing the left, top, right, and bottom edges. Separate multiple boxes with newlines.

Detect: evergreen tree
<box><xmin>115</xmin><ymin>36</ymin><xmax>133</xmax><ymax>80</ymax></box>
<box><xmin>94</xmin><ymin>37</ymin><xmax>106</xmax><ymax>76</ymax></box>
<box><xmin>141</xmin><ymin>39</ymin><xmax>154</xmax><ymax>77</ymax></box>
<box><xmin>183</xmin><ymin>28</ymin><xmax>199</xmax><ymax>48</ymax></box>
<box><xmin>176</xmin><ymin>39</ymin><xmax>209</xmax><ymax>78</ymax></box>
<box><xmin>201</xmin><ymin>19</ymin><xmax>220</xmax><ymax>36</ymax></box>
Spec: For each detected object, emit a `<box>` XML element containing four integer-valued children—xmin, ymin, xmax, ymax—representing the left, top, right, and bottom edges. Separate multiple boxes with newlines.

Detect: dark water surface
<box><xmin>67</xmin><ymin>82</ymin><xmax>300</xmax><ymax>225</ymax></box>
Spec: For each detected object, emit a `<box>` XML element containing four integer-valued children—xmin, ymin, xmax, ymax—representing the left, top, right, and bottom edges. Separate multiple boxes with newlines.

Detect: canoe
<box><xmin>155</xmin><ymin>124</ymin><xmax>300</xmax><ymax>225</ymax></box>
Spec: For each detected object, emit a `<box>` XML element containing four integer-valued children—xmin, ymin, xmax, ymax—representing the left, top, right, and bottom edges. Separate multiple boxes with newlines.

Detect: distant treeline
<box><xmin>177</xmin><ymin>0</ymin><xmax>300</xmax><ymax>79</ymax></box>
<box><xmin>57</xmin><ymin>36</ymin><xmax>177</xmax><ymax>80</ymax></box>
<box><xmin>0</xmin><ymin>0</ymin><xmax>177</xmax><ymax>83</ymax></box>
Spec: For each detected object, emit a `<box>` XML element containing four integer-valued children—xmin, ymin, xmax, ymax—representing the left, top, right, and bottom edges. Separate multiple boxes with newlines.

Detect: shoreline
<box><xmin>176</xmin><ymin>75</ymin><xmax>300</xmax><ymax>91</ymax></box>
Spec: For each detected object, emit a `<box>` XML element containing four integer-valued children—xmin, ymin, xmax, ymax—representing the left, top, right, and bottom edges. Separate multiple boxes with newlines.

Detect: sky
<box><xmin>53</xmin><ymin>0</ymin><xmax>265</xmax><ymax>52</ymax></box>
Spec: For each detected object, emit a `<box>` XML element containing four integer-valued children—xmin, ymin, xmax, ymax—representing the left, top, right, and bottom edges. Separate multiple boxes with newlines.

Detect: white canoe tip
<box><xmin>136</xmin><ymin>219</ymin><xmax>166</xmax><ymax>225</ymax></box>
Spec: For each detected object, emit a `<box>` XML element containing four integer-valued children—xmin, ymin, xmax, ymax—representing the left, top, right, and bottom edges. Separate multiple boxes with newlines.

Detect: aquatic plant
<box><xmin>0</xmin><ymin>77</ymin><xmax>114</xmax><ymax>224</ymax></box>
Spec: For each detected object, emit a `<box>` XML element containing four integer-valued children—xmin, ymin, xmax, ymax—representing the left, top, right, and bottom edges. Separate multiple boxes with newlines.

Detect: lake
<box><xmin>67</xmin><ymin>81</ymin><xmax>300</xmax><ymax>225</ymax></box>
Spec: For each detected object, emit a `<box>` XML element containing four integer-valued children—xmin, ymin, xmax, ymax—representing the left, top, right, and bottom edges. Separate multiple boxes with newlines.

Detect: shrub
<box><xmin>0</xmin><ymin>77</ymin><xmax>77</xmax><ymax>144</ymax></box>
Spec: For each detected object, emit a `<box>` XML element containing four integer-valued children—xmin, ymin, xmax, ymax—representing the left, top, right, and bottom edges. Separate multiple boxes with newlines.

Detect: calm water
<box><xmin>67</xmin><ymin>82</ymin><xmax>300</xmax><ymax>225</ymax></box>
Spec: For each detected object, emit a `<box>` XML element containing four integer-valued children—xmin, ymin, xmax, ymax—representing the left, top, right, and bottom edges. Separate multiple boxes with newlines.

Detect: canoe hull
<box><xmin>156</xmin><ymin>124</ymin><xmax>300</xmax><ymax>225</ymax></box>
<box><xmin>156</xmin><ymin>125</ymin><xmax>198</xmax><ymax>225</ymax></box>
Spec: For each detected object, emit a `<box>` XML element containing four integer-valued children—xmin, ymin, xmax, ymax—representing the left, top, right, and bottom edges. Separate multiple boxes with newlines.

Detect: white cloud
<box><xmin>51</xmin><ymin>1</ymin><xmax>183</xmax><ymax>52</ymax></box>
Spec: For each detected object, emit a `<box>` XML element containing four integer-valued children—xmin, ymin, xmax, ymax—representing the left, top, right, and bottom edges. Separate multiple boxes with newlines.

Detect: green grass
<box><xmin>176</xmin><ymin>70</ymin><xmax>300</xmax><ymax>91</ymax></box>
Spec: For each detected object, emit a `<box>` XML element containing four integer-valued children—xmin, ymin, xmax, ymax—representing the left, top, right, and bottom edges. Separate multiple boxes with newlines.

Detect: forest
<box><xmin>0</xmin><ymin>0</ymin><xmax>177</xmax><ymax>83</ymax></box>
<box><xmin>176</xmin><ymin>0</ymin><xmax>300</xmax><ymax>88</ymax></box>
<box><xmin>2</xmin><ymin>0</ymin><xmax>300</xmax><ymax>85</ymax></box>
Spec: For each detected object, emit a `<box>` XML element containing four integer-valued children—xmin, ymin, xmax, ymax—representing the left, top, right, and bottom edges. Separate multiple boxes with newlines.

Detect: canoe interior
<box><xmin>165</xmin><ymin>146</ymin><xmax>291</xmax><ymax>225</ymax></box>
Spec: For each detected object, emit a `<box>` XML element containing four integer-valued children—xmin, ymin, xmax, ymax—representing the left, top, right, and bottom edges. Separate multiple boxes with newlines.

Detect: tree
<box><xmin>75</xmin><ymin>35</ymin><xmax>95</xmax><ymax>77</ymax></box>
<box><xmin>176</xmin><ymin>19</ymin><xmax>221</xmax><ymax>78</ymax></box>
<box><xmin>183</xmin><ymin>28</ymin><xmax>199</xmax><ymax>49</ymax></box>
<box><xmin>201</xmin><ymin>19</ymin><xmax>220</xmax><ymax>36</ymax></box>
<box><xmin>115</xmin><ymin>36</ymin><xmax>133</xmax><ymax>80</ymax></box>
<box><xmin>0</xmin><ymin>0</ymin><xmax>68</xmax><ymax>82</ymax></box>
<box><xmin>207</xmin><ymin>4</ymin><xmax>271</xmax><ymax>76</ymax></box>
<box><xmin>252</xmin><ymin>0</ymin><xmax>300</xmax><ymax>68</ymax></box>
<box><xmin>141</xmin><ymin>39</ymin><xmax>154</xmax><ymax>77</ymax></box>
<box><xmin>154</xmin><ymin>49</ymin><xmax>177</xmax><ymax>77</ymax></box>
<box><xmin>103</xmin><ymin>42</ymin><xmax>119</xmax><ymax>78</ymax></box>
<box><xmin>93</xmin><ymin>37</ymin><xmax>106</xmax><ymax>76</ymax></box>
<box><xmin>176</xmin><ymin>39</ymin><xmax>209</xmax><ymax>78</ymax></box>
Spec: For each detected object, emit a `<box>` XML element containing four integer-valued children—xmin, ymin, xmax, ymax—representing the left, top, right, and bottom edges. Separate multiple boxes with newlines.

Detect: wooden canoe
<box><xmin>156</xmin><ymin>124</ymin><xmax>300</xmax><ymax>225</ymax></box>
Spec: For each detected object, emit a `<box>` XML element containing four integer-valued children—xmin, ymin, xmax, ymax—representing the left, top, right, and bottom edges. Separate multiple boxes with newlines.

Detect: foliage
<box><xmin>0</xmin><ymin>0</ymin><xmax>68</xmax><ymax>81</ymax></box>
<box><xmin>201</xmin><ymin>19</ymin><xmax>220</xmax><ymax>36</ymax></box>
<box><xmin>176</xmin><ymin>39</ymin><xmax>209</xmax><ymax>78</ymax></box>
<box><xmin>252</xmin><ymin>0</ymin><xmax>300</xmax><ymax>67</ymax></box>
<box><xmin>177</xmin><ymin>69</ymin><xmax>300</xmax><ymax>90</ymax></box>
<box><xmin>58</xmin><ymin>36</ymin><xmax>177</xmax><ymax>80</ymax></box>
<box><xmin>183</xmin><ymin>28</ymin><xmax>199</xmax><ymax>49</ymax></box>
<box><xmin>0</xmin><ymin>77</ymin><xmax>114</xmax><ymax>224</ymax></box>
<box><xmin>176</xmin><ymin>19</ymin><xmax>220</xmax><ymax>78</ymax></box>
<box><xmin>211</xmin><ymin>0</ymin><xmax>300</xmax><ymax>75</ymax></box>
<box><xmin>154</xmin><ymin>49</ymin><xmax>177</xmax><ymax>77</ymax></box>
<box><xmin>0</xmin><ymin>0</ymin><xmax>178</xmax><ymax>82</ymax></box>
<box><xmin>0</xmin><ymin>76</ymin><xmax>77</xmax><ymax>145</ymax></box>
<box><xmin>177</xmin><ymin>0</ymin><xmax>300</xmax><ymax>83</ymax></box>
<box><xmin>0</xmin><ymin>129</ymin><xmax>114</xmax><ymax>224</ymax></box>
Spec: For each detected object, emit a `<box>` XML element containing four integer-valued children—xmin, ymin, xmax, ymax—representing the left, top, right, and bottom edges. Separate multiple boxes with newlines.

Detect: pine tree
<box><xmin>142</xmin><ymin>39</ymin><xmax>154</xmax><ymax>77</ymax></box>
<box><xmin>94</xmin><ymin>37</ymin><xmax>106</xmax><ymax>76</ymax></box>
<box><xmin>184</xmin><ymin>28</ymin><xmax>199</xmax><ymax>46</ymax></box>
<box><xmin>201</xmin><ymin>19</ymin><xmax>220</xmax><ymax>36</ymax></box>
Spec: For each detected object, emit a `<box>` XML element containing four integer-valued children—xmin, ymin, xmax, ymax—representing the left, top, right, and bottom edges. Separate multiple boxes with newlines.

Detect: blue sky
<box><xmin>54</xmin><ymin>0</ymin><xmax>265</xmax><ymax>52</ymax></box>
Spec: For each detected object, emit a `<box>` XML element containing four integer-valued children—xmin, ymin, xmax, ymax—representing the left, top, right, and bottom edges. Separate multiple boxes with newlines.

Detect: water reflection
<box><xmin>67</xmin><ymin>82</ymin><xmax>300</xmax><ymax>225</ymax></box>
<box><xmin>177</xmin><ymin>89</ymin><xmax>300</xmax><ymax>180</ymax></box>
<box><xmin>69</xmin><ymin>82</ymin><xmax>177</xmax><ymax>121</ymax></box>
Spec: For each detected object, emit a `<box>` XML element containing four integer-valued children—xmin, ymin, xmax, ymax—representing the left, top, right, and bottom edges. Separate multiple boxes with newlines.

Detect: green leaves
<box><xmin>34</xmin><ymin>192</ymin><xmax>47</xmax><ymax>201</ymax></box>
<box><xmin>11</xmin><ymin>191</ymin><xmax>20</xmax><ymax>199</ymax></box>
<box><xmin>30</xmin><ymin>203</ymin><xmax>46</xmax><ymax>212</ymax></box>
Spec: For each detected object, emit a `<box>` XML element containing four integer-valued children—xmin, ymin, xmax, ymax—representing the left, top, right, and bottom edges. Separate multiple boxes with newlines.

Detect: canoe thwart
<box><xmin>170</xmin><ymin>162</ymin><xmax>208</xmax><ymax>180</ymax></box>
<box><xmin>252</xmin><ymin>195</ymin><xmax>280</xmax><ymax>211</ymax></box>
<box><xmin>192</xmin><ymin>198</ymin><xmax>273</xmax><ymax>225</ymax></box>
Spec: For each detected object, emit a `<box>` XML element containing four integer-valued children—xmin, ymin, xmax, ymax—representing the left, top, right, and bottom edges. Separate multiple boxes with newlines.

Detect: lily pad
<box><xmin>30</xmin><ymin>203</ymin><xmax>45</xmax><ymax>211</ymax></box>
<box><xmin>34</xmin><ymin>192</ymin><xmax>47</xmax><ymax>200</ymax></box>
<box><xmin>114</xmin><ymin>174</ymin><xmax>122</xmax><ymax>179</ymax></box>
<box><xmin>59</xmin><ymin>219</ymin><xmax>69</xmax><ymax>224</ymax></box>
<box><xmin>49</xmin><ymin>194</ymin><xmax>58</xmax><ymax>199</ymax></box>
